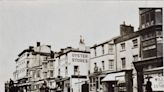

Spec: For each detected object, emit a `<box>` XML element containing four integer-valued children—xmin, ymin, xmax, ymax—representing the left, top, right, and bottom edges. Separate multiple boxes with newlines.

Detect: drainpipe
<box><xmin>115</xmin><ymin>43</ymin><xmax>118</xmax><ymax>71</ymax></box>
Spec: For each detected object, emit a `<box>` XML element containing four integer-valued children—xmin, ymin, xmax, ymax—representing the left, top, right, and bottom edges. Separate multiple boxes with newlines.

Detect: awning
<box><xmin>17</xmin><ymin>82</ymin><xmax>31</xmax><ymax>87</ymax></box>
<box><xmin>56</xmin><ymin>77</ymin><xmax>70</xmax><ymax>82</ymax></box>
<box><xmin>101</xmin><ymin>72</ymin><xmax>125</xmax><ymax>82</ymax></box>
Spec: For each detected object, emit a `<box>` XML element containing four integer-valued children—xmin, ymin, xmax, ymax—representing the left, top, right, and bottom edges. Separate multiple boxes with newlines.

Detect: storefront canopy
<box><xmin>101</xmin><ymin>72</ymin><xmax>125</xmax><ymax>82</ymax></box>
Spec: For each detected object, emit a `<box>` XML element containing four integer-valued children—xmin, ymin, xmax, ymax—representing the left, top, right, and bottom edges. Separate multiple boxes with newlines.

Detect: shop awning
<box><xmin>17</xmin><ymin>82</ymin><xmax>31</xmax><ymax>87</ymax></box>
<box><xmin>56</xmin><ymin>77</ymin><xmax>70</xmax><ymax>82</ymax></box>
<box><xmin>101</xmin><ymin>72</ymin><xmax>125</xmax><ymax>82</ymax></box>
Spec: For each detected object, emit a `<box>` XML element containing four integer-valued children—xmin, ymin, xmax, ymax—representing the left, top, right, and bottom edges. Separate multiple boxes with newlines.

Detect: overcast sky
<box><xmin>0</xmin><ymin>0</ymin><xmax>163</xmax><ymax>91</ymax></box>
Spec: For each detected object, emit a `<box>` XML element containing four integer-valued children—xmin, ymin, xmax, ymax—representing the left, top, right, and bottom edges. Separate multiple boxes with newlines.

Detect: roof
<box><xmin>18</xmin><ymin>49</ymin><xmax>34</xmax><ymax>57</ymax></box>
<box><xmin>114</xmin><ymin>31</ymin><xmax>140</xmax><ymax>44</ymax></box>
<box><xmin>56</xmin><ymin>49</ymin><xmax>90</xmax><ymax>58</ymax></box>
<box><xmin>90</xmin><ymin>36</ymin><xmax>119</xmax><ymax>49</ymax></box>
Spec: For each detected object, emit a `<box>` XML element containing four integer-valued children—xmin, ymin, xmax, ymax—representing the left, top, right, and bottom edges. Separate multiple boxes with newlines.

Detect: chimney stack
<box><xmin>120</xmin><ymin>21</ymin><xmax>134</xmax><ymax>36</ymax></box>
<box><xmin>29</xmin><ymin>46</ymin><xmax>34</xmax><ymax>50</ymax></box>
<box><xmin>37</xmin><ymin>42</ymin><xmax>40</xmax><ymax>47</ymax></box>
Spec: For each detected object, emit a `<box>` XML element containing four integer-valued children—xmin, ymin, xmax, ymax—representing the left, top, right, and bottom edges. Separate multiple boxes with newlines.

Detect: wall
<box><xmin>115</xmin><ymin>36</ymin><xmax>140</xmax><ymax>92</ymax></box>
<box><xmin>56</xmin><ymin>51</ymin><xmax>90</xmax><ymax>78</ymax></box>
<box><xmin>90</xmin><ymin>40</ymin><xmax>115</xmax><ymax>74</ymax></box>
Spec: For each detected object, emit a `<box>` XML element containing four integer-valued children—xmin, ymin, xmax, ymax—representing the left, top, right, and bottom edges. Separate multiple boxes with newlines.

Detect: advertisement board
<box><xmin>151</xmin><ymin>76</ymin><xmax>164</xmax><ymax>91</ymax></box>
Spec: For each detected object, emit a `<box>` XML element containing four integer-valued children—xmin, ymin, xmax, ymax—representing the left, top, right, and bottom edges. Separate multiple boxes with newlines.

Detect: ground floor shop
<box><xmin>101</xmin><ymin>70</ymin><xmax>133</xmax><ymax>92</ymax></box>
<box><xmin>133</xmin><ymin>57</ymin><xmax>163</xmax><ymax>92</ymax></box>
<box><xmin>89</xmin><ymin>70</ymin><xmax>133</xmax><ymax>92</ymax></box>
<box><xmin>89</xmin><ymin>73</ymin><xmax>105</xmax><ymax>92</ymax></box>
<box><xmin>55</xmin><ymin>75</ymin><xmax>88</xmax><ymax>92</ymax></box>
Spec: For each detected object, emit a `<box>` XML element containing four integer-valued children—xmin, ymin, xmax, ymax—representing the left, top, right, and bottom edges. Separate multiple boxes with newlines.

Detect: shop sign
<box><xmin>72</xmin><ymin>53</ymin><xmax>89</xmax><ymax>63</ymax></box>
<box><xmin>151</xmin><ymin>76</ymin><xmax>164</xmax><ymax>91</ymax></box>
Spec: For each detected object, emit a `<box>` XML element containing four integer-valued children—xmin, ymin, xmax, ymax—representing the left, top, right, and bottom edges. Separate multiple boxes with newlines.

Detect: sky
<box><xmin>0</xmin><ymin>0</ymin><xmax>163</xmax><ymax>91</ymax></box>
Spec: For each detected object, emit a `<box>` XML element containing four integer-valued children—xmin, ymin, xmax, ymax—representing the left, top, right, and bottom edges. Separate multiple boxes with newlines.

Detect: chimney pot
<box><xmin>37</xmin><ymin>42</ymin><xmax>40</xmax><ymax>47</ymax></box>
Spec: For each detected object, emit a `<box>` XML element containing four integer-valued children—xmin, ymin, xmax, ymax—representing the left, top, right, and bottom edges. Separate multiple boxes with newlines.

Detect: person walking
<box><xmin>146</xmin><ymin>79</ymin><xmax>152</xmax><ymax>92</ymax></box>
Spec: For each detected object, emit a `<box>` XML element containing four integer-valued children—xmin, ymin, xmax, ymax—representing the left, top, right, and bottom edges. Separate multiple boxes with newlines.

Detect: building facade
<box><xmin>133</xmin><ymin>8</ymin><xmax>163</xmax><ymax>92</ymax></box>
<box><xmin>54</xmin><ymin>38</ymin><xmax>90</xmax><ymax>92</ymax></box>
<box><xmin>13</xmin><ymin>42</ymin><xmax>55</xmax><ymax>92</ymax></box>
<box><xmin>114</xmin><ymin>23</ymin><xmax>141</xmax><ymax>92</ymax></box>
<box><xmin>89</xmin><ymin>37</ymin><xmax>116</xmax><ymax>92</ymax></box>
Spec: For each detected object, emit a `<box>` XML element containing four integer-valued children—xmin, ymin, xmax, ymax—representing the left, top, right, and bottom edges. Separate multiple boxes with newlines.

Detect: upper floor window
<box><xmin>58</xmin><ymin>69</ymin><xmax>60</xmax><ymax>76</ymax></box>
<box><xmin>65</xmin><ymin>67</ymin><xmax>68</xmax><ymax>75</ymax></box>
<box><xmin>133</xmin><ymin>55</ymin><xmax>138</xmax><ymax>62</ymax></box>
<box><xmin>44</xmin><ymin>72</ymin><xmax>47</xmax><ymax>78</ymax></box>
<box><xmin>94</xmin><ymin>48</ymin><xmax>97</xmax><ymax>57</ymax></box>
<box><xmin>74</xmin><ymin>66</ymin><xmax>79</xmax><ymax>75</ymax></box>
<box><xmin>120</xmin><ymin>43</ymin><xmax>125</xmax><ymax>51</ymax></box>
<box><xmin>102</xmin><ymin>61</ymin><xmax>105</xmax><ymax>70</ymax></box>
<box><xmin>37</xmin><ymin>70</ymin><xmax>40</xmax><ymax>78</ymax></box>
<box><xmin>121</xmin><ymin>58</ymin><xmax>126</xmax><ymax>69</ymax></box>
<box><xmin>132</xmin><ymin>39</ymin><xmax>138</xmax><ymax>48</ymax></box>
<box><xmin>109</xmin><ymin>60</ymin><xmax>114</xmax><ymax>70</ymax></box>
<box><xmin>43</xmin><ymin>62</ymin><xmax>47</xmax><ymax>68</ymax></box>
<box><xmin>27</xmin><ymin>61</ymin><xmax>29</xmax><ymax>68</ymax></box>
<box><xmin>27</xmin><ymin>53</ymin><xmax>30</xmax><ymax>57</ymax></box>
<box><xmin>94</xmin><ymin>63</ymin><xmax>98</xmax><ymax>73</ymax></box>
<box><xmin>155</xmin><ymin>9</ymin><xmax>162</xmax><ymax>25</ymax></box>
<box><xmin>50</xmin><ymin>70</ymin><xmax>53</xmax><ymax>77</ymax></box>
<box><xmin>102</xmin><ymin>45</ymin><xmax>104</xmax><ymax>55</ymax></box>
<box><xmin>49</xmin><ymin>61</ymin><xmax>53</xmax><ymax>67</ymax></box>
<box><xmin>108</xmin><ymin>44</ymin><xmax>113</xmax><ymax>54</ymax></box>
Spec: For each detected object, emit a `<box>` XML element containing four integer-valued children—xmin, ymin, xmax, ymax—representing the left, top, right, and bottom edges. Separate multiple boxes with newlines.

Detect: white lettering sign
<box><xmin>151</xmin><ymin>76</ymin><xmax>164</xmax><ymax>91</ymax></box>
<box><xmin>72</xmin><ymin>53</ymin><xmax>88</xmax><ymax>63</ymax></box>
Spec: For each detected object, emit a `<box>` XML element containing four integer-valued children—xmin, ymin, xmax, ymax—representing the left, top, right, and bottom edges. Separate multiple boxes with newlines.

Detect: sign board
<box><xmin>151</xmin><ymin>76</ymin><xmax>164</xmax><ymax>91</ymax></box>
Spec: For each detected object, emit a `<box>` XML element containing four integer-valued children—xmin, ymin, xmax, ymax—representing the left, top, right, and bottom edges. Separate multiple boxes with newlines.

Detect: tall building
<box><xmin>89</xmin><ymin>37</ymin><xmax>116</xmax><ymax>92</ymax></box>
<box><xmin>100</xmin><ymin>23</ymin><xmax>140</xmax><ymax>92</ymax></box>
<box><xmin>114</xmin><ymin>23</ymin><xmax>141</xmax><ymax>92</ymax></box>
<box><xmin>54</xmin><ymin>37</ymin><xmax>90</xmax><ymax>92</ymax></box>
<box><xmin>13</xmin><ymin>42</ymin><xmax>55</xmax><ymax>92</ymax></box>
<box><xmin>133</xmin><ymin>8</ymin><xmax>163</xmax><ymax>92</ymax></box>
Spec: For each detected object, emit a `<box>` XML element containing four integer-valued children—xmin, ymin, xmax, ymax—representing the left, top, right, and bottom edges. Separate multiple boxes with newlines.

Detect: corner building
<box><xmin>13</xmin><ymin>42</ymin><xmax>55</xmax><ymax>92</ymax></box>
<box><xmin>133</xmin><ymin>8</ymin><xmax>163</xmax><ymax>92</ymax></box>
<box><xmin>89</xmin><ymin>37</ymin><xmax>116</xmax><ymax>92</ymax></box>
<box><xmin>54</xmin><ymin>38</ymin><xmax>90</xmax><ymax>92</ymax></box>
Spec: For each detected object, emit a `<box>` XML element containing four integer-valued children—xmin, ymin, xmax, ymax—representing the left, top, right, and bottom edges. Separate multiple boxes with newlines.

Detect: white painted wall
<box><xmin>115</xmin><ymin>36</ymin><xmax>140</xmax><ymax>92</ymax></box>
<box><xmin>90</xmin><ymin>40</ymin><xmax>115</xmax><ymax>74</ymax></box>
<box><xmin>56</xmin><ymin>51</ymin><xmax>90</xmax><ymax>78</ymax></box>
<box><xmin>116</xmin><ymin>37</ymin><xmax>140</xmax><ymax>70</ymax></box>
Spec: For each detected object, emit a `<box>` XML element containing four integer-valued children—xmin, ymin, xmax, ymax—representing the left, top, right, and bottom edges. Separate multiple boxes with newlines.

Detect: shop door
<box><xmin>82</xmin><ymin>83</ymin><xmax>89</xmax><ymax>92</ymax></box>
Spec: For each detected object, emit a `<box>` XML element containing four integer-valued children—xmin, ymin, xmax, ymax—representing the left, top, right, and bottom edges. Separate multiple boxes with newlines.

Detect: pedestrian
<box><xmin>146</xmin><ymin>79</ymin><xmax>152</xmax><ymax>92</ymax></box>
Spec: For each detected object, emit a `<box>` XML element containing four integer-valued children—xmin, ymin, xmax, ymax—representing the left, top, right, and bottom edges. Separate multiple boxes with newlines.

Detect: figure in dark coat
<box><xmin>146</xmin><ymin>79</ymin><xmax>152</xmax><ymax>92</ymax></box>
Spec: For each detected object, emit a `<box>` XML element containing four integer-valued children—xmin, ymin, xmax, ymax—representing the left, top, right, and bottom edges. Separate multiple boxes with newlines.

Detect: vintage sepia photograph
<box><xmin>0</xmin><ymin>0</ymin><xmax>163</xmax><ymax>92</ymax></box>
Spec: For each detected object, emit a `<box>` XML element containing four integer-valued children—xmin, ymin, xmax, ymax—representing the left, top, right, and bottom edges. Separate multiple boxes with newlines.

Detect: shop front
<box><xmin>89</xmin><ymin>72</ymin><xmax>106</xmax><ymax>92</ymax></box>
<box><xmin>55</xmin><ymin>77</ymin><xmax>70</xmax><ymax>92</ymax></box>
<box><xmin>101</xmin><ymin>70</ymin><xmax>133</xmax><ymax>92</ymax></box>
<box><xmin>133</xmin><ymin>57</ymin><xmax>163</xmax><ymax>92</ymax></box>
